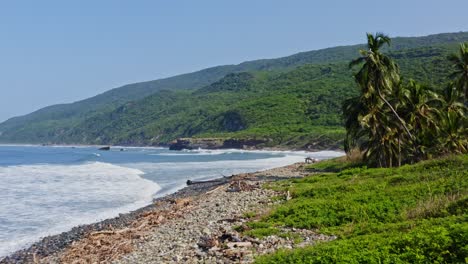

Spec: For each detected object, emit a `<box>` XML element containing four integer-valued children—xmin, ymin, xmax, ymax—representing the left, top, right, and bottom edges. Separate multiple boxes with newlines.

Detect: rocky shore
<box><xmin>1</xmin><ymin>162</ymin><xmax>334</xmax><ymax>264</ymax></box>
<box><xmin>168</xmin><ymin>137</ymin><xmax>343</xmax><ymax>151</ymax></box>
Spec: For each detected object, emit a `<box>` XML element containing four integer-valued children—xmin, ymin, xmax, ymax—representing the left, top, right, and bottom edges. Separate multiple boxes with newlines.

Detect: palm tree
<box><xmin>438</xmin><ymin>81</ymin><xmax>468</xmax><ymax>154</ymax></box>
<box><xmin>438</xmin><ymin>111</ymin><xmax>468</xmax><ymax>154</ymax></box>
<box><xmin>397</xmin><ymin>80</ymin><xmax>443</xmax><ymax>160</ymax></box>
<box><xmin>350</xmin><ymin>33</ymin><xmax>414</xmax><ymax>141</ymax></box>
<box><xmin>345</xmin><ymin>33</ymin><xmax>413</xmax><ymax>167</ymax></box>
<box><xmin>447</xmin><ymin>43</ymin><xmax>468</xmax><ymax>101</ymax></box>
<box><xmin>443</xmin><ymin>82</ymin><xmax>466</xmax><ymax>116</ymax></box>
<box><xmin>342</xmin><ymin>96</ymin><xmax>366</xmax><ymax>153</ymax></box>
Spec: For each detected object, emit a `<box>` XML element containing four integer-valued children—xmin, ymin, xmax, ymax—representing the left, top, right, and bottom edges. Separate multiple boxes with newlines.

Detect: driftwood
<box><xmin>206</xmin><ymin>185</ymin><xmax>226</xmax><ymax>194</ymax></box>
<box><xmin>226</xmin><ymin>181</ymin><xmax>258</xmax><ymax>192</ymax></box>
<box><xmin>57</xmin><ymin>201</ymin><xmax>193</xmax><ymax>263</ymax></box>
<box><xmin>186</xmin><ymin>177</ymin><xmax>231</xmax><ymax>185</ymax></box>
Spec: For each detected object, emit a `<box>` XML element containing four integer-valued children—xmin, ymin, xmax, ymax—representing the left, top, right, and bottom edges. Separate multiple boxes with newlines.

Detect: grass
<box><xmin>245</xmin><ymin>155</ymin><xmax>468</xmax><ymax>263</ymax></box>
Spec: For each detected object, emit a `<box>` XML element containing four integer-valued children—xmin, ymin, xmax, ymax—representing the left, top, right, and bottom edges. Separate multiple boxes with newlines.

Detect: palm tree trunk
<box><xmin>398</xmin><ymin>136</ymin><xmax>401</xmax><ymax>167</ymax></box>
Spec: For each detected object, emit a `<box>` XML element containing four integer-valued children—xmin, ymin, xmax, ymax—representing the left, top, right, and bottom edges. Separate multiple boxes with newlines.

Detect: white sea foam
<box><xmin>0</xmin><ymin>162</ymin><xmax>161</xmax><ymax>258</ymax></box>
<box><xmin>0</xmin><ymin>149</ymin><xmax>343</xmax><ymax>258</ymax></box>
<box><xmin>128</xmin><ymin>150</ymin><xmax>344</xmax><ymax>197</ymax></box>
<box><xmin>153</xmin><ymin>148</ymin><xmax>343</xmax><ymax>157</ymax></box>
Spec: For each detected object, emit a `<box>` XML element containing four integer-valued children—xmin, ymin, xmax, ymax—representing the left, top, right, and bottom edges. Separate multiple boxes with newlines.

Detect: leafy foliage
<box><xmin>447</xmin><ymin>42</ymin><xmax>468</xmax><ymax>100</ymax></box>
<box><xmin>344</xmin><ymin>34</ymin><xmax>467</xmax><ymax>167</ymax></box>
<box><xmin>251</xmin><ymin>155</ymin><xmax>468</xmax><ymax>263</ymax></box>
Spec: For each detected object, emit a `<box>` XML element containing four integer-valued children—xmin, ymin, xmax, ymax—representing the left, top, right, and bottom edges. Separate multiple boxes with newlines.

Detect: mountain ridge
<box><xmin>1</xmin><ymin>31</ymin><xmax>468</xmax><ymax>145</ymax></box>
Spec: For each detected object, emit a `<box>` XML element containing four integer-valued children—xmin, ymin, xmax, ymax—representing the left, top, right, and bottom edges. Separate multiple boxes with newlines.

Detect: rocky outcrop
<box><xmin>98</xmin><ymin>146</ymin><xmax>110</xmax><ymax>151</ymax></box>
<box><xmin>169</xmin><ymin>138</ymin><xmax>267</xmax><ymax>151</ymax></box>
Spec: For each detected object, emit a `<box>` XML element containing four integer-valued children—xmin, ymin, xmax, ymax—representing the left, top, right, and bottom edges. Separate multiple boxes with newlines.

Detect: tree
<box><xmin>346</xmin><ymin>33</ymin><xmax>412</xmax><ymax>167</ymax></box>
<box><xmin>438</xmin><ymin>111</ymin><xmax>468</xmax><ymax>154</ymax></box>
<box><xmin>397</xmin><ymin>80</ymin><xmax>443</xmax><ymax>160</ymax></box>
<box><xmin>344</xmin><ymin>34</ymin><xmax>468</xmax><ymax>167</ymax></box>
<box><xmin>438</xmin><ymin>82</ymin><xmax>468</xmax><ymax>154</ymax></box>
<box><xmin>447</xmin><ymin>42</ymin><xmax>468</xmax><ymax>101</ymax></box>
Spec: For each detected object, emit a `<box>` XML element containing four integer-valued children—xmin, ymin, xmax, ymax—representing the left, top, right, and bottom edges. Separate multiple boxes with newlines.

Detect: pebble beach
<box><xmin>1</xmin><ymin>162</ymin><xmax>335</xmax><ymax>264</ymax></box>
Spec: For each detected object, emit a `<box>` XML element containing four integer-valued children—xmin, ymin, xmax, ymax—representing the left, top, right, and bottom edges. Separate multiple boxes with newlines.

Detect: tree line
<box><xmin>343</xmin><ymin>33</ymin><xmax>467</xmax><ymax>167</ymax></box>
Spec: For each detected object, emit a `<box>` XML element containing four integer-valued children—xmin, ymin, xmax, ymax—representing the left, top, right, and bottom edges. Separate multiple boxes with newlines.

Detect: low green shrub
<box><xmin>251</xmin><ymin>155</ymin><xmax>468</xmax><ymax>263</ymax></box>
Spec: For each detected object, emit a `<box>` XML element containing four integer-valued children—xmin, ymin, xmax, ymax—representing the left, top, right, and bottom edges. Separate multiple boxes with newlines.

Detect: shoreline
<box><xmin>0</xmin><ymin>159</ymin><xmax>326</xmax><ymax>264</ymax></box>
<box><xmin>0</xmin><ymin>147</ymin><xmax>344</xmax><ymax>263</ymax></box>
<box><xmin>0</xmin><ymin>175</ymin><xmax>232</xmax><ymax>263</ymax></box>
<box><xmin>0</xmin><ymin>142</ymin><xmax>343</xmax><ymax>153</ymax></box>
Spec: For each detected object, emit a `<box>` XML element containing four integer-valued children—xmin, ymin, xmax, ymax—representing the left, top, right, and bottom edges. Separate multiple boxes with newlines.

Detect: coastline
<box><xmin>0</xmin><ymin>174</ymin><xmax>231</xmax><ymax>263</ymax></box>
<box><xmin>0</xmin><ymin>160</ymin><xmax>332</xmax><ymax>264</ymax></box>
<box><xmin>0</xmin><ymin>146</ymin><xmax>344</xmax><ymax>263</ymax></box>
<box><xmin>0</xmin><ymin>141</ymin><xmax>344</xmax><ymax>153</ymax></box>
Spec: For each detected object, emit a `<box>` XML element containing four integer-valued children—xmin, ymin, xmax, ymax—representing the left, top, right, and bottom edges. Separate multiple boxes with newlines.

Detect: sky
<box><xmin>0</xmin><ymin>0</ymin><xmax>467</xmax><ymax>122</ymax></box>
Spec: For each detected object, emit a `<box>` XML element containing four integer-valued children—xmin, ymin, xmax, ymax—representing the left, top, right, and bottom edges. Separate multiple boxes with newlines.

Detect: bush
<box><xmin>251</xmin><ymin>155</ymin><xmax>468</xmax><ymax>263</ymax></box>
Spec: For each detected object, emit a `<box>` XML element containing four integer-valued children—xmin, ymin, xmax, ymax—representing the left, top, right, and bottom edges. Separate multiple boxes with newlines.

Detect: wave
<box><xmin>0</xmin><ymin>162</ymin><xmax>161</xmax><ymax>257</ymax></box>
<box><xmin>0</xmin><ymin>149</ymin><xmax>343</xmax><ymax>257</ymax></box>
<box><xmin>151</xmin><ymin>151</ymin><xmax>235</xmax><ymax>156</ymax></box>
<box><xmin>153</xmin><ymin>148</ymin><xmax>344</xmax><ymax>157</ymax></box>
<box><xmin>126</xmin><ymin>150</ymin><xmax>343</xmax><ymax>197</ymax></box>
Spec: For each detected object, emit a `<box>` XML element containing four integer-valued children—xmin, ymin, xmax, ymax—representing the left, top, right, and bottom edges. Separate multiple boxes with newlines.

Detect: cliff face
<box><xmin>168</xmin><ymin>138</ymin><xmax>268</xmax><ymax>150</ymax></box>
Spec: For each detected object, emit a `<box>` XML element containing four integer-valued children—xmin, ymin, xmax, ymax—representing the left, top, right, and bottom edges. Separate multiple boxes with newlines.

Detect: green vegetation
<box><xmin>58</xmin><ymin>64</ymin><xmax>355</xmax><ymax>148</ymax></box>
<box><xmin>1</xmin><ymin>31</ymin><xmax>464</xmax><ymax>262</ymax></box>
<box><xmin>305</xmin><ymin>156</ymin><xmax>362</xmax><ymax>172</ymax></box>
<box><xmin>344</xmin><ymin>33</ymin><xmax>467</xmax><ymax>167</ymax></box>
<box><xmin>247</xmin><ymin>155</ymin><xmax>468</xmax><ymax>263</ymax></box>
<box><xmin>1</xmin><ymin>32</ymin><xmax>468</xmax><ymax>146</ymax></box>
<box><xmin>246</xmin><ymin>34</ymin><xmax>467</xmax><ymax>262</ymax></box>
<box><xmin>447</xmin><ymin>42</ymin><xmax>468</xmax><ymax>100</ymax></box>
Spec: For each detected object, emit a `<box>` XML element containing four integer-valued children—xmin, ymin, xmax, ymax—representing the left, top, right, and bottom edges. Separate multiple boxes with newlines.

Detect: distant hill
<box><xmin>0</xmin><ymin>31</ymin><xmax>467</xmax><ymax>146</ymax></box>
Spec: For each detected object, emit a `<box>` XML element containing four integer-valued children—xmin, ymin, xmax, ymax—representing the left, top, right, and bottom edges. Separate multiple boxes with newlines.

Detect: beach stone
<box><xmin>16</xmin><ymin>162</ymin><xmax>336</xmax><ymax>264</ymax></box>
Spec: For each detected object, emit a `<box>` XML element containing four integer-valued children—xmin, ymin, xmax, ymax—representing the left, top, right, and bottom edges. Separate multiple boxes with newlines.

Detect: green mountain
<box><xmin>1</xmin><ymin>32</ymin><xmax>467</xmax><ymax>147</ymax></box>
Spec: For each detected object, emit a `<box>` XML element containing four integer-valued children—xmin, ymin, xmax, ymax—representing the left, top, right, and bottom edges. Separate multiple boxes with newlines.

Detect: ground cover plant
<box><xmin>245</xmin><ymin>155</ymin><xmax>468</xmax><ymax>263</ymax></box>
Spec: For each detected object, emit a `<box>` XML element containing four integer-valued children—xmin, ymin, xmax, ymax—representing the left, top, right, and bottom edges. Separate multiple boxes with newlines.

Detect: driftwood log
<box><xmin>186</xmin><ymin>177</ymin><xmax>232</xmax><ymax>185</ymax></box>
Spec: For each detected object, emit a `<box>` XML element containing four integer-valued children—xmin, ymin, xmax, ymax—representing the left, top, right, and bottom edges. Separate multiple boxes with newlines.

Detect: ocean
<box><xmin>0</xmin><ymin>145</ymin><xmax>343</xmax><ymax>257</ymax></box>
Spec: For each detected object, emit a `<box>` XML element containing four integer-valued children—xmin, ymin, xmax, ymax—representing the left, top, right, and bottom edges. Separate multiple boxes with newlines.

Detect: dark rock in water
<box><xmin>98</xmin><ymin>146</ymin><xmax>110</xmax><ymax>151</ymax></box>
<box><xmin>169</xmin><ymin>139</ymin><xmax>193</xmax><ymax>151</ymax></box>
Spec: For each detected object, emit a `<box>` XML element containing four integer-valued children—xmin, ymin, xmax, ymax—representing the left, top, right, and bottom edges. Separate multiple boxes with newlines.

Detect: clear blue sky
<box><xmin>0</xmin><ymin>0</ymin><xmax>467</xmax><ymax>122</ymax></box>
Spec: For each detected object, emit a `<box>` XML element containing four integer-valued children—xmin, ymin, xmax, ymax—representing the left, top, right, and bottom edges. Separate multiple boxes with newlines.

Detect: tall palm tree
<box><xmin>345</xmin><ymin>33</ymin><xmax>413</xmax><ymax>167</ymax></box>
<box><xmin>447</xmin><ymin>42</ymin><xmax>468</xmax><ymax>101</ymax></box>
<box><xmin>349</xmin><ymin>33</ymin><xmax>413</xmax><ymax>140</ymax></box>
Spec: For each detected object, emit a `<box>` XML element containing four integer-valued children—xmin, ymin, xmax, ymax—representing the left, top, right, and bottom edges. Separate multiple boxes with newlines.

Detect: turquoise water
<box><xmin>0</xmin><ymin>145</ymin><xmax>343</xmax><ymax>257</ymax></box>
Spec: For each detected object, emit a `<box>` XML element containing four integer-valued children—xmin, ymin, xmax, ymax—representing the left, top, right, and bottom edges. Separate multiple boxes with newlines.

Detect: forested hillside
<box><xmin>0</xmin><ymin>32</ymin><xmax>467</xmax><ymax>146</ymax></box>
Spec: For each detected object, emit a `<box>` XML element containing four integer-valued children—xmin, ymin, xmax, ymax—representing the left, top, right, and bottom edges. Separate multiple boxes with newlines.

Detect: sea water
<box><xmin>0</xmin><ymin>145</ymin><xmax>343</xmax><ymax>257</ymax></box>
